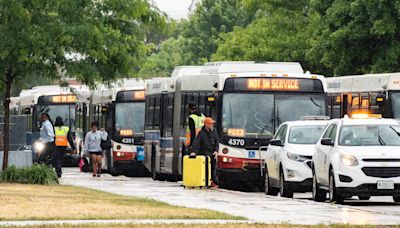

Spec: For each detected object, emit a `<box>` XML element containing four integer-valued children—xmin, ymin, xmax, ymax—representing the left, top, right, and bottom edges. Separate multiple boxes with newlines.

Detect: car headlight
<box><xmin>34</xmin><ymin>141</ymin><xmax>45</xmax><ymax>153</ymax></box>
<box><xmin>340</xmin><ymin>154</ymin><xmax>358</xmax><ymax>166</ymax></box>
<box><xmin>287</xmin><ymin>152</ymin><xmax>308</xmax><ymax>162</ymax></box>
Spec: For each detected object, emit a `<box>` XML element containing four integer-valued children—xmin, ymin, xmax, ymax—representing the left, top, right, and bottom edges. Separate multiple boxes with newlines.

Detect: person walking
<box><xmin>191</xmin><ymin>117</ymin><xmax>219</xmax><ymax>187</ymax></box>
<box><xmin>53</xmin><ymin>116</ymin><xmax>75</xmax><ymax>178</ymax></box>
<box><xmin>186</xmin><ymin>103</ymin><xmax>205</xmax><ymax>150</ymax></box>
<box><xmin>38</xmin><ymin>113</ymin><xmax>55</xmax><ymax>165</ymax></box>
<box><xmin>83</xmin><ymin>121</ymin><xmax>108</xmax><ymax>177</ymax></box>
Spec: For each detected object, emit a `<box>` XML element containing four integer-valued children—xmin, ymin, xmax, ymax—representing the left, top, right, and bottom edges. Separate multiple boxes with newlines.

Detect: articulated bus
<box><xmin>91</xmin><ymin>79</ymin><xmax>147</xmax><ymax>176</ymax></box>
<box><xmin>144</xmin><ymin>62</ymin><xmax>327</xmax><ymax>190</ymax></box>
<box><xmin>326</xmin><ymin>73</ymin><xmax>400</xmax><ymax>118</ymax></box>
<box><xmin>18</xmin><ymin>84</ymin><xmax>90</xmax><ymax>165</ymax></box>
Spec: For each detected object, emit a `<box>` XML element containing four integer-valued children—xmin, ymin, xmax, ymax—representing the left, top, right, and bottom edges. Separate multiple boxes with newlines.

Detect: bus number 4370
<box><xmin>228</xmin><ymin>138</ymin><xmax>245</xmax><ymax>146</ymax></box>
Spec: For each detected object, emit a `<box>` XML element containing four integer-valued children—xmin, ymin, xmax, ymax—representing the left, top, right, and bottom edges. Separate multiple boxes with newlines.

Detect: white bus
<box><xmin>18</xmin><ymin>84</ymin><xmax>90</xmax><ymax>165</ymax></box>
<box><xmin>144</xmin><ymin>61</ymin><xmax>328</xmax><ymax>190</ymax></box>
<box><xmin>91</xmin><ymin>79</ymin><xmax>147</xmax><ymax>176</ymax></box>
<box><xmin>326</xmin><ymin>73</ymin><xmax>400</xmax><ymax>118</ymax></box>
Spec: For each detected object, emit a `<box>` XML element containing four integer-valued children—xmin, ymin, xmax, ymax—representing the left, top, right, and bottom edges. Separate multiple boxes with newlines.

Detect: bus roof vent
<box><xmin>300</xmin><ymin>116</ymin><xmax>330</xmax><ymax>120</ymax></box>
<box><xmin>201</xmin><ymin>61</ymin><xmax>304</xmax><ymax>74</ymax></box>
<box><xmin>171</xmin><ymin>66</ymin><xmax>203</xmax><ymax>78</ymax></box>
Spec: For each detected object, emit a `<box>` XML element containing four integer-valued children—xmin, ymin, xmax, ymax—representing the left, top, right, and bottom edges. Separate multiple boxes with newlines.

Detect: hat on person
<box><xmin>188</xmin><ymin>103</ymin><xmax>197</xmax><ymax>109</ymax></box>
<box><xmin>204</xmin><ymin>117</ymin><xmax>216</xmax><ymax>125</ymax></box>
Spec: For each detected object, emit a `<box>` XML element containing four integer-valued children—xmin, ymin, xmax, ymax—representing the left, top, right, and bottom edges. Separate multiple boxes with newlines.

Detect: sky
<box><xmin>151</xmin><ymin>0</ymin><xmax>194</xmax><ymax>20</ymax></box>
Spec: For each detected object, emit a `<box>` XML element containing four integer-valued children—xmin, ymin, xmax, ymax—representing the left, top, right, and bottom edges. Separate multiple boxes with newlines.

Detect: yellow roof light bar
<box><xmin>350</xmin><ymin>113</ymin><xmax>382</xmax><ymax>119</ymax></box>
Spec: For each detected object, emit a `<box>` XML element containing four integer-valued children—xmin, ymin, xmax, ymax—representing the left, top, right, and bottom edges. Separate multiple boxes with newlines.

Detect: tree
<box><xmin>0</xmin><ymin>0</ymin><xmax>164</xmax><ymax>170</ymax></box>
<box><xmin>212</xmin><ymin>0</ymin><xmax>315</xmax><ymax>70</ymax></box>
<box><xmin>139</xmin><ymin>0</ymin><xmax>254</xmax><ymax>77</ymax></box>
<box><xmin>308</xmin><ymin>0</ymin><xmax>400</xmax><ymax>76</ymax></box>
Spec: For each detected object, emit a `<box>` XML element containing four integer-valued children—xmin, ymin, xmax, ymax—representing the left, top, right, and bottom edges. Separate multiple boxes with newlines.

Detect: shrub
<box><xmin>0</xmin><ymin>164</ymin><xmax>58</xmax><ymax>185</ymax></box>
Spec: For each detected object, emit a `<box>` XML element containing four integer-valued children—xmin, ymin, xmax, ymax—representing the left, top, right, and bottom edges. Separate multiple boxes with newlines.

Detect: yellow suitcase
<box><xmin>183</xmin><ymin>155</ymin><xmax>211</xmax><ymax>188</ymax></box>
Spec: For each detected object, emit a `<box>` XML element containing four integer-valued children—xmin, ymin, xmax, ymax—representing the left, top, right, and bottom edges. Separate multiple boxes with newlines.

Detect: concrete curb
<box><xmin>0</xmin><ymin>219</ymin><xmax>256</xmax><ymax>227</ymax></box>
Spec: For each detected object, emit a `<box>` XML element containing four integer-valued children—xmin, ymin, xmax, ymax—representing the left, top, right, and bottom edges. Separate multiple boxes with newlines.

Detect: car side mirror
<box><xmin>269</xmin><ymin>139</ymin><xmax>283</xmax><ymax>147</ymax></box>
<box><xmin>321</xmin><ymin>138</ymin><xmax>334</xmax><ymax>146</ymax></box>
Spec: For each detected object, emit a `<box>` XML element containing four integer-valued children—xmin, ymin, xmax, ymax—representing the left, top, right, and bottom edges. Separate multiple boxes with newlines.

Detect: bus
<box><xmin>144</xmin><ymin>62</ymin><xmax>328</xmax><ymax>190</ymax></box>
<box><xmin>91</xmin><ymin>79</ymin><xmax>147</xmax><ymax>176</ymax></box>
<box><xmin>326</xmin><ymin>73</ymin><xmax>400</xmax><ymax>118</ymax></box>
<box><xmin>18</xmin><ymin>84</ymin><xmax>90</xmax><ymax>165</ymax></box>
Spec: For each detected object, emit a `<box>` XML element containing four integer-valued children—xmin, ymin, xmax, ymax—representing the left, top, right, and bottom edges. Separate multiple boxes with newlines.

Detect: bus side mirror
<box><xmin>23</xmin><ymin>108</ymin><xmax>31</xmax><ymax>115</ymax></box>
<box><xmin>207</xmin><ymin>96</ymin><xmax>216</xmax><ymax>107</ymax></box>
<box><xmin>101</xmin><ymin>106</ymin><xmax>109</xmax><ymax>114</ymax></box>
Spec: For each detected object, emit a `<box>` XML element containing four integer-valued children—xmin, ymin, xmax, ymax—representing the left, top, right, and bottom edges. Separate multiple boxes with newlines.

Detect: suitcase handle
<box><xmin>189</xmin><ymin>152</ymin><xmax>197</xmax><ymax>158</ymax></box>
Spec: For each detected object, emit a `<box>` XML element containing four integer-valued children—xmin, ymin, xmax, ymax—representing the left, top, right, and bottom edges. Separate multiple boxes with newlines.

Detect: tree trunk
<box><xmin>2</xmin><ymin>69</ymin><xmax>12</xmax><ymax>171</ymax></box>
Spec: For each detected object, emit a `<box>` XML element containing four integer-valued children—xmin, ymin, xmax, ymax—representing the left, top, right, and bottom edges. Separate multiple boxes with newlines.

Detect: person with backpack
<box><xmin>83</xmin><ymin>121</ymin><xmax>108</xmax><ymax>177</ymax></box>
<box><xmin>53</xmin><ymin>116</ymin><xmax>75</xmax><ymax>178</ymax></box>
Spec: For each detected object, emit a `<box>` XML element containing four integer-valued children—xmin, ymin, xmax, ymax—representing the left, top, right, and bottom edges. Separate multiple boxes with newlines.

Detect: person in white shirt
<box><xmin>84</xmin><ymin>121</ymin><xmax>108</xmax><ymax>177</ymax></box>
<box><xmin>39</xmin><ymin>113</ymin><xmax>55</xmax><ymax>164</ymax></box>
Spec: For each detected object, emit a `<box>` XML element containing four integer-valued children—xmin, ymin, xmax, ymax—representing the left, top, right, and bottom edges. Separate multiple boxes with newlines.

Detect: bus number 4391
<box><xmin>228</xmin><ymin>138</ymin><xmax>245</xmax><ymax>146</ymax></box>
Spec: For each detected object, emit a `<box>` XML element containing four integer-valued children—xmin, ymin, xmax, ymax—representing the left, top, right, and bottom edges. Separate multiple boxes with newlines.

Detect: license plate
<box><xmin>377</xmin><ymin>180</ymin><xmax>394</xmax><ymax>190</ymax></box>
<box><xmin>248</xmin><ymin>151</ymin><xmax>256</xmax><ymax>158</ymax></box>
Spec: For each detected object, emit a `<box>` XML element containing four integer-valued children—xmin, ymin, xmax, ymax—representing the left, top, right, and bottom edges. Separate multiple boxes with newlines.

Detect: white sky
<box><xmin>151</xmin><ymin>0</ymin><xmax>193</xmax><ymax>20</ymax></box>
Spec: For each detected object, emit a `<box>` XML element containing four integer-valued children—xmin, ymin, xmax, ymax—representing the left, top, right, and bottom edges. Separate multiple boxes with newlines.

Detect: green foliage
<box><xmin>0</xmin><ymin>0</ymin><xmax>165</xmax><ymax>87</ymax></box>
<box><xmin>308</xmin><ymin>0</ymin><xmax>400</xmax><ymax>76</ymax></box>
<box><xmin>212</xmin><ymin>8</ymin><xmax>311</xmax><ymax>63</ymax></box>
<box><xmin>0</xmin><ymin>164</ymin><xmax>58</xmax><ymax>185</ymax></box>
<box><xmin>138</xmin><ymin>0</ymin><xmax>253</xmax><ymax>77</ymax></box>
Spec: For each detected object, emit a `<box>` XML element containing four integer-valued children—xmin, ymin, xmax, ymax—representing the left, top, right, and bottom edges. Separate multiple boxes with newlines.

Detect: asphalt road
<box><xmin>60</xmin><ymin>168</ymin><xmax>400</xmax><ymax>225</ymax></box>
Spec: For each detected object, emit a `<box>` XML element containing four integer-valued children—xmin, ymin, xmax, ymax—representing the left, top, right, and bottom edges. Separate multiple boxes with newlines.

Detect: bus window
<box><xmin>166</xmin><ymin>95</ymin><xmax>174</xmax><ymax>136</ymax></box>
<box><xmin>154</xmin><ymin>95</ymin><xmax>161</xmax><ymax>130</ymax></box>
<box><xmin>352</xmin><ymin>95</ymin><xmax>360</xmax><ymax>108</ymax></box>
<box><xmin>146</xmin><ymin>96</ymin><xmax>155</xmax><ymax>130</ymax></box>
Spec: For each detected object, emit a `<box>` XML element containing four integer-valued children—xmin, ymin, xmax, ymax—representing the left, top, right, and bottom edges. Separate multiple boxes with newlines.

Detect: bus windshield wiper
<box><xmin>256</xmin><ymin>119</ymin><xmax>274</xmax><ymax>140</ymax></box>
<box><xmin>309</xmin><ymin>97</ymin><xmax>322</xmax><ymax>108</ymax></box>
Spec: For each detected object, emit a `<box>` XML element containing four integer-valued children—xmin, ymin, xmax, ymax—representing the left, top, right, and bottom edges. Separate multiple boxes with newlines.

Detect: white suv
<box><xmin>264</xmin><ymin>120</ymin><xmax>328</xmax><ymax>198</ymax></box>
<box><xmin>312</xmin><ymin>117</ymin><xmax>400</xmax><ymax>203</ymax></box>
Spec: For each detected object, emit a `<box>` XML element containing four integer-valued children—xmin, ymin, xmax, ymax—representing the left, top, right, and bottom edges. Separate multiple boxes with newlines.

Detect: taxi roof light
<box><xmin>348</xmin><ymin>114</ymin><xmax>382</xmax><ymax>119</ymax></box>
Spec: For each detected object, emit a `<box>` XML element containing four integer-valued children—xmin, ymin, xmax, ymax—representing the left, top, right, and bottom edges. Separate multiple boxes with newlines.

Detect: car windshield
<box><xmin>288</xmin><ymin>125</ymin><xmax>326</xmax><ymax>144</ymax></box>
<box><xmin>339</xmin><ymin>125</ymin><xmax>400</xmax><ymax>146</ymax></box>
<box><xmin>37</xmin><ymin>104</ymin><xmax>76</xmax><ymax>131</ymax></box>
<box><xmin>222</xmin><ymin>93</ymin><xmax>274</xmax><ymax>138</ymax></box>
<box><xmin>115</xmin><ymin>102</ymin><xmax>145</xmax><ymax>135</ymax></box>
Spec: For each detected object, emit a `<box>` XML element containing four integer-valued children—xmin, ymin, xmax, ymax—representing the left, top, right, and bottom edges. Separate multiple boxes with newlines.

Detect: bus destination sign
<box><xmin>224</xmin><ymin>77</ymin><xmax>324</xmax><ymax>92</ymax></box>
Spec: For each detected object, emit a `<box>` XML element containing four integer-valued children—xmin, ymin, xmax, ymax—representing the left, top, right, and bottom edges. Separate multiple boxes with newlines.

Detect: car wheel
<box><xmin>329</xmin><ymin>169</ymin><xmax>344</xmax><ymax>204</ymax></box>
<box><xmin>264</xmin><ymin>168</ymin><xmax>279</xmax><ymax>196</ymax></box>
<box><xmin>393</xmin><ymin>196</ymin><xmax>400</xmax><ymax>203</ymax></box>
<box><xmin>280</xmin><ymin>169</ymin><xmax>294</xmax><ymax>198</ymax></box>
<box><xmin>358</xmin><ymin>195</ymin><xmax>371</xmax><ymax>200</ymax></box>
<box><xmin>312</xmin><ymin>172</ymin><xmax>326</xmax><ymax>202</ymax></box>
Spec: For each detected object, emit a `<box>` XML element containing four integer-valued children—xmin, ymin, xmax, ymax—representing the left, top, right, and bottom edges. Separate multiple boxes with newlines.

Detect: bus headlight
<box><xmin>340</xmin><ymin>154</ymin><xmax>358</xmax><ymax>166</ymax></box>
<box><xmin>34</xmin><ymin>141</ymin><xmax>45</xmax><ymax>153</ymax></box>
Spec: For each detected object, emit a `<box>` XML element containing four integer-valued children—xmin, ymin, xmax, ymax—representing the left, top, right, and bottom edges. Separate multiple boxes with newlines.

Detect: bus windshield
<box><xmin>275</xmin><ymin>94</ymin><xmax>326</xmax><ymax>124</ymax></box>
<box><xmin>115</xmin><ymin>102</ymin><xmax>145</xmax><ymax>135</ymax></box>
<box><xmin>36</xmin><ymin>104</ymin><xmax>76</xmax><ymax>131</ymax></box>
<box><xmin>222</xmin><ymin>93</ymin><xmax>274</xmax><ymax>138</ymax></box>
<box><xmin>222</xmin><ymin>93</ymin><xmax>326</xmax><ymax>138</ymax></box>
<box><xmin>391</xmin><ymin>93</ymin><xmax>400</xmax><ymax>119</ymax></box>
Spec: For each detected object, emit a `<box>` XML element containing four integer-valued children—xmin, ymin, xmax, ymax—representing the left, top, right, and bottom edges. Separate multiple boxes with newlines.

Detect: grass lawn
<box><xmin>0</xmin><ymin>184</ymin><xmax>242</xmax><ymax>221</ymax></box>
<box><xmin>2</xmin><ymin>224</ymin><xmax>395</xmax><ymax>228</ymax></box>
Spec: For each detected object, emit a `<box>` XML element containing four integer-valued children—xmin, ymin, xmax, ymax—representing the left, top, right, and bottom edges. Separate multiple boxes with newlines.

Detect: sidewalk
<box><xmin>60</xmin><ymin>168</ymin><xmax>400</xmax><ymax>225</ymax></box>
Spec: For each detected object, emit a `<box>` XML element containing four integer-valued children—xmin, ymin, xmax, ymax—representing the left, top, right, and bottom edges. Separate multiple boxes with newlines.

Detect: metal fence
<box><xmin>0</xmin><ymin>115</ymin><xmax>28</xmax><ymax>151</ymax></box>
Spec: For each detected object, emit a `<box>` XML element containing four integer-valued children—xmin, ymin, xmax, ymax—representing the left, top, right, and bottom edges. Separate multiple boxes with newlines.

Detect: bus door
<box><xmin>341</xmin><ymin>94</ymin><xmax>349</xmax><ymax>117</ymax></box>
